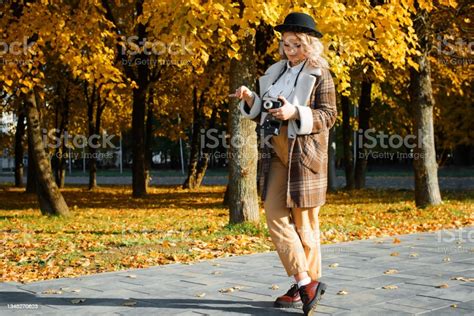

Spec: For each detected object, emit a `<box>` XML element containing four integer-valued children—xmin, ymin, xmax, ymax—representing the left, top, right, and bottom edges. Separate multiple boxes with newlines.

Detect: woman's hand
<box><xmin>269</xmin><ymin>96</ymin><xmax>299</xmax><ymax>121</ymax></box>
<box><xmin>231</xmin><ymin>85</ymin><xmax>254</xmax><ymax>107</ymax></box>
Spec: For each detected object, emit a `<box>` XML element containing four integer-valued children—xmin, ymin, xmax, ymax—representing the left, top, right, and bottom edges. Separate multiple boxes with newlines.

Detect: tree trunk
<box><xmin>14</xmin><ymin>110</ymin><xmax>26</xmax><ymax>187</ymax></box>
<box><xmin>228</xmin><ymin>34</ymin><xmax>259</xmax><ymax>224</ymax></box>
<box><xmin>194</xmin><ymin>107</ymin><xmax>218</xmax><ymax>188</ymax></box>
<box><xmin>145</xmin><ymin>88</ymin><xmax>154</xmax><ymax>188</ymax></box>
<box><xmin>183</xmin><ymin>87</ymin><xmax>201</xmax><ymax>189</ymax></box>
<box><xmin>355</xmin><ymin>79</ymin><xmax>372</xmax><ymax>189</ymax></box>
<box><xmin>25</xmin><ymin>92</ymin><xmax>69</xmax><ymax>216</ymax></box>
<box><xmin>327</xmin><ymin>126</ymin><xmax>337</xmax><ymax>192</ymax></box>
<box><xmin>409</xmin><ymin>9</ymin><xmax>442</xmax><ymax>207</ymax></box>
<box><xmin>54</xmin><ymin>91</ymin><xmax>69</xmax><ymax>188</ymax></box>
<box><xmin>223</xmin><ymin>184</ymin><xmax>230</xmax><ymax>206</ymax></box>
<box><xmin>26</xmin><ymin>131</ymin><xmax>37</xmax><ymax>194</ymax></box>
<box><xmin>58</xmin><ymin>94</ymin><xmax>69</xmax><ymax>188</ymax></box>
<box><xmin>132</xmin><ymin>86</ymin><xmax>147</xmax><ymax>197</ymax></box>
<box><xmin>341</xmin><ymin>95</ymin><xmax>355</xmax><ymax>189</ymax></box>
<box><xmin>131</xmin><ymin>8</ymin><xmax>149</xmax><ymax>198</ymax></box>
<box><xmin>87</xmin><ymin>87</ymin><xmax>97</xmax><ymax>190</ymax></box>
<box><xmin>57</xmin><ymin>139</ymin><xmax>67</xmax><ymax>188</ymax></box>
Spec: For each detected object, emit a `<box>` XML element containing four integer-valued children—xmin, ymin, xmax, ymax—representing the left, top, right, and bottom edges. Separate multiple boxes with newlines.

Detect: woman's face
<box><xmin>282</xmin><ymin>32</ymin><xmax>306</xmax><ymax>65</ymax></box>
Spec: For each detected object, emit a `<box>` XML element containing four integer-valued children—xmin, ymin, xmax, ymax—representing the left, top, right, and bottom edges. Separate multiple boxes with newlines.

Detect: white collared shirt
<box><xmin>268</xmin><ymin>60</ymin><xmax>305</xmax><ymax>99</ymax></box>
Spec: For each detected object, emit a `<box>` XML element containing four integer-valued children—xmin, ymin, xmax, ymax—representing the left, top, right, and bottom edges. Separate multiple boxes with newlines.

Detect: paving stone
<box><xmin>399</xmin><ymin>266</ymin><xmax>458</xmax><ymax>278</ymax></box>
<box><xmin>333</xmin><ymin>306</ymin><xmax>413</xmax><ymax>315</ymax></box>
<box><xmin>455</xmin><ymin>300</ymin><xmax>474</xmax><ymax>311</ymax></box>
<box><xmin>324</xmin><ymin>266</ymin><xmax>387</xmax><ymax>279</ymax></box>
<box><xmin>373</xmin><ymin>301</ymin><xmax>427</xmax><ymax>314</ymax></box>
<box><xmin>322</xmin><ymin>283</ymin><xmax>374</xmax><ymax>296</ymax></box>
<box><xmin>0</xmin><ymin>290</ymin><xmax>42</xmax><ymax>304</ymax></box>
<box><xmin>3</xmin><ymin>226</ymin><xmax>472</xmax><ymax>315</ymax></box>
<box><xmin>460</xmin><ymin>283</ymin><xmax>474</xmax><ymax>288</ymax></box>
<box><xmin>419</xmin><ymin>305</ymin><xmax>474</xmax><ymax>315</ymax></box>
<box><xmin>405</xmin><ymin>276</ymin><xmax>463</xmax><ymax>288</ymax></box>
<box><xmin>418</xmin><ymin>285</ymin><xmax>474</xmax><ymax>302</ymax></box>
<box><xmin>386</xmin><ymin>295</ymin><xmax>459</xmax><ymax>310</ymax></box>
<box><xmin>343</xmin><ymin>275</ymin><xmax>414</xmax><ymax>289</ymax></box>
<box><xmin>319</xmin><ymin>290</ymin><xmax>390</xmax><ymax>309</ymax></box>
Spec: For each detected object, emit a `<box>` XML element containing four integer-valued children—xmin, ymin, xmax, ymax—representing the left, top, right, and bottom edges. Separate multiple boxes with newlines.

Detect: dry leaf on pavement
<box><xmin>123</xmin><ymin>300</ymin><xmax>137</xmax><ymax>306</ymax></box>
<box><xmin>71</xmin><ymin>298</ymin><xmax>86</xmax><ymax>304</ymax></box>
<box><xmin>42</xmin><ymin>289</ymin><xmax>62</xmax><ymax>294</ymax></box>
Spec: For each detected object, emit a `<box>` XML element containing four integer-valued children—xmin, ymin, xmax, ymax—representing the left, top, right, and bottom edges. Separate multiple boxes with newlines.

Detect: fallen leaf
<box><xmin>390</xmin><ymin>252</ymin><xmax>399</xmax><ymax>256</ymax></box>
<box><xmin>211</xmin><ymin>271</ymin><xmax>222</xmax><ymax>275</ymax></box>
<box><xmin>382</xmin><ymin>285</ymin><xmax>398</xmax><ymax>290</ymax></box>
<box><xmin>393</xmin><ymin>238</ymin><xmax>401</xmax><ymax>244</ymax></box>
<box><xmin>219</xmin><ymin>287</ymin><xmax>234</xmax><ymax>293</ymax></box>
<box><xmin>122</xmin><ymin>300</ymin><xmax>137</xmax><ymax>306</ymax></box>
<box><xmin>409</xmin><ymin>253</ymin><xmax>419</xmax><ymax>258</ymax></box>
<box><xmin>450</xmin><ymin>276</ymin><xmax>474</xmax><ymax>282</ymax></box>
<box><xmin>436</xmin><ymin>283</ymin><xmax>449</xmax><ymax>288</ymax></box>
<box><xmin>42</xmin><ymin>289</ymin><xmax>62</xmax><ymax>294</ymax></box>
<box><xmin>451</xmin><ymin>304</ymin><xmax>457</xmax><ymax>308</ymax></box>
<box><xmin>329</xmin><ymin>263</ymin><xmax>339</xmax><ymax>268</ymax></box>
<box><xmin>442</xmin><ymin>257</ymin><xmax>451</xmax><ymax>262</ymax></box>
<box><xmin>384</xmin><ymin>269</ymin><xmax>399</xmax><ymax>275</ymax></box>
<box><xmin>127</xmin><ymin>274</ymin><xmax>137</xmax><ymax>278</ymax></box>
<box><xmin>71</xmin><ymin>298</ymin><xmax>86</xmax><ymax>304</ymax></box>
<box><xmin>337</xmin><ymin>290</ymin><xmax>348</xmax><ymax>295</ymax></box>
<box><xmin>195</xmin><ymin>292</ymin><xmax>206</xmax><ymax>298</ymax></box>
<box><xmin>270</xmin><ymin>284</ymin><xmax>280</xmax><ymax>290</ymax></box>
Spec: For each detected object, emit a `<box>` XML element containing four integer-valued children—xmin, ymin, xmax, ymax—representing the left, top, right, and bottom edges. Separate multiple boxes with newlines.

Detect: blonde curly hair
<box><xmin>279</xmin><ymin>32</ymin><xmax>329</xmax><ymax>69</ymax></box>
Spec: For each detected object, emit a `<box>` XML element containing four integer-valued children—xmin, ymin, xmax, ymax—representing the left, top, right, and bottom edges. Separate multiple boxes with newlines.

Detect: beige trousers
<box><xmin>264</xmin><ymin>155</ymin><xmax>322</xmax><ymax>280</ymax></box>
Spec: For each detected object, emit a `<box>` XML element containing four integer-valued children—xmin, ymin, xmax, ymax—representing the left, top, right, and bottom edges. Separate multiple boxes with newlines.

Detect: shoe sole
<box><xmin>274</xmin><ymin>301</ymin><xmax>304</xmax><ymax>309</ymax></box>
<box><xmin>303</xmin><ymin>282</ymin><xmax>327</xmax><ymax>316</ymax></box>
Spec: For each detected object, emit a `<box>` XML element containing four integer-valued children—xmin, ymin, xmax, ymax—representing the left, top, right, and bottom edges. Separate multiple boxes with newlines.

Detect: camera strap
<box><xmin>261</xmin><ymin>59</ymin><xmax>307</xmax><ymax>100</ymax></box>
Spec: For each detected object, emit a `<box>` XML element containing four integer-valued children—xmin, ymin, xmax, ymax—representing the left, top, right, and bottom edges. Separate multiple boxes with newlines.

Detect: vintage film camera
<box><xmin>261</xmin><ymin>97</ymin><xmax>283</xmax><ymax>136</ymax></box>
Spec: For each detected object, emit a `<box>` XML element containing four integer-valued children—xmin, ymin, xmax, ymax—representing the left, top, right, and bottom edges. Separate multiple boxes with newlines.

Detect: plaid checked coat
<box><xmin>240</xmin><ymin>60</ymin><xmax>337</xmax><ymax>208</ymax></box>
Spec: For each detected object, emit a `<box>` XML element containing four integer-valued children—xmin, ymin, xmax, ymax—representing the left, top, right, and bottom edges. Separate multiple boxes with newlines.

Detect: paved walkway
<box><xmin>1</xmin><ymin>175</ymin><xmax>474</xmax><ymax>190</ymax></box>
<box><xmin>1</xmin><ymin>227</ymin><xmax>473</xmax><ymax>315</ymax></box>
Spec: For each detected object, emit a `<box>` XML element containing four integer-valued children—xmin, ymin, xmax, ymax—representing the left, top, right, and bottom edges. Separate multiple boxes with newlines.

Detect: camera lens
<box><xmin>263</xmin><ymin>100</ymin><xmax>272</xmax><ymax>110</ymax></box>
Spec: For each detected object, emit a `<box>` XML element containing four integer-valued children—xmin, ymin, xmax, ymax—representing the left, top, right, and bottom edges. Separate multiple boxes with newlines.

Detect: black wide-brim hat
<box><xmin>274</xmin><ymin>12</ymin><xmax>323</xmax><ymax>38</ymax></box>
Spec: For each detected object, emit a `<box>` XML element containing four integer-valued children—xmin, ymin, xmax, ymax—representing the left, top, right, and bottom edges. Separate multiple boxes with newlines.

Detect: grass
<box><xmin>0</xmin><ymin>185</ymin><xmax>472</xmax><ymax>283</ymax></box>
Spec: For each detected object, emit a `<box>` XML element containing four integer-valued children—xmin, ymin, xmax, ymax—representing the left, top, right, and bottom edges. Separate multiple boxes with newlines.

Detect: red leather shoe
<box><xmin>274</xmin><ymin>284</ymin><xmax>303</xmax><ymax>308</ymax></box>
<box><xmin>298</xmin><ymin>281</ymin><xmax>327</xmax><ymax>316</ymax></box>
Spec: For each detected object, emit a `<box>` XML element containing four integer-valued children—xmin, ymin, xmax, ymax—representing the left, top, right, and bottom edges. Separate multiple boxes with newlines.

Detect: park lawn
<box><xmin>1</xmin><ymin>185</ymin><xmax>473</xmax><ymax>283</ymax></box>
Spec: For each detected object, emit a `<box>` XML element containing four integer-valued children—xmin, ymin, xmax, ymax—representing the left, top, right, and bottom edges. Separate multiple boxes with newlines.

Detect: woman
<box><xmin>233</xmin><ymin>12</ymin><xmax>337</xmax><ymax>316</ymax></box>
